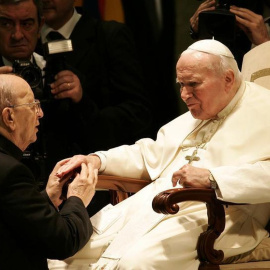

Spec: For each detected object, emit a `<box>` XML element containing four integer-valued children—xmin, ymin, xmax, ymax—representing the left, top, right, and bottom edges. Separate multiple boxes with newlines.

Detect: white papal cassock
<box><xmin>48</xmin><ymin>81</ymin><xmax>270</xmax><ymax>270</ymax></box>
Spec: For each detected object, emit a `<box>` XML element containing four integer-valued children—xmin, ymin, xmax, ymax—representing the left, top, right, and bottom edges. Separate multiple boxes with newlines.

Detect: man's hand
<box><xmin>56</xmin><ymin>154</ymin><xmax>101</xmax><ymax>178</ymax></box>
<box><xmin>46</xmin><ymin>159</ymin><xmax>74</xmax><ymax>208</ymax></box>
<box><xmin>230</xmin><ymin>6</ymin><xmax>270</xmax><ymax>45</ymax></box>
<box><xmin>172</xmin><ymin>164</ymin><xmax>210</xmax><ymax>188</ymax></box>
<box><xmin>67</xmin><ymin>163</ymin><xmax>98</xmax><ymax>207</ymax></box>
<box><xmin>190</xmin><ymin>0</ymin><xmax>215</xmax><ymax>33</ymax></box>
<box><xmin>50</xmin><ymin>70</ymin><xmax>83</xmax><ymax>103</ymax></box>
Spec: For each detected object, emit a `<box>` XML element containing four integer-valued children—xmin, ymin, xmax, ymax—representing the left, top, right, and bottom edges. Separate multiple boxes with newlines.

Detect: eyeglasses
<box><xmin>7</xmin><ymin>99</ymin><xmax>41</xmax><ymax>114</ymax></box>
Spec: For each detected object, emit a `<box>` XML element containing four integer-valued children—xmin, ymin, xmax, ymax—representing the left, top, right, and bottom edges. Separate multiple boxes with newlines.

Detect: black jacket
<box><xmin>0</xmin><ymin>135</ymin><xmax>92</xmax><ymax>270</ymax></box>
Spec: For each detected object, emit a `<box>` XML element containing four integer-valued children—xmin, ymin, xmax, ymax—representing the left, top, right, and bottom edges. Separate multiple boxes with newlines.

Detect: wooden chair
<box><xmin>97</xmin><ymin>174</ymin><xmax>150</xmax><ymax>205</ymax></box>
<box><xmin>241</xmin><ymin>41</ymin><xmax>270</xmax><ymax>90</ymax></box>
<box><xmin>97</xmin><ymin>175</ymin><xmax>270</xmax><ymax>269</ymax></box>
<box><xmin>152</xmin><ymin>188</ymin><xmax>270</xmax><ymax>270</ymax></box>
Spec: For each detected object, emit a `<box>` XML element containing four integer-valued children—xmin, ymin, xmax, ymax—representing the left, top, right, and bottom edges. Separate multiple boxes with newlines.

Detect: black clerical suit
<box><xmin>0</xmin><ymin>135</ymin><xmax>92</xmax><ymax>270</ymax></box>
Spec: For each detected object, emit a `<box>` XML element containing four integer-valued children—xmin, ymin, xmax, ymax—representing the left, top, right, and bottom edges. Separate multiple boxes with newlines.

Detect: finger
<box><xmin>234</xmin><ymin>15</ymin><xmax>258</xmax><ymax>29</ymax></box>
<box><xmin>78</xmin><ymin>163</ymin><xmax>87</xmax><ymax>179</ymax></box>
<box><xmin>56</xmin><ymin>157</ymin><xmax>83</xmax><ymax>177</ymax></box>
<box><xmin>172</xmin><ymin>174</ymin><xmax>181</xmax><ymax>187</ymax></box>
<box><xmin>230</xmin><ymin>6</ymin><xmax>258</xmax><ymax>21</ymax></box>
<box><xmin>55</xmin><ymin>70</ymin><xmax>73</xmax><ymax>78</ymax></box>
<box><xmin>0</xmin><ymin>66</ymin><xmax>13</xmax><ymax>74</ymax></box>
<box><xmin>93</xmin><ymin>168</ymin><xmax>98</xmax><ymax>186</ymax></box>
<box><xmin>200</xmin><ymin>6</ymin><xmax>215</xmax><ymax>12</ymax></box>
<box><xmin>53</xmin><ymin>88</ymin><xmax>73</xmax><ymax>100</ymax></box>
<box><xmin>50</xmin><ymin>73</ymin><xmax>73</xmax><ymax>89</ymax></box>
<box><xmin>88</xmin><ymin>164</ymin><xmax>98</xmax><ymax>186</ymax></box>
<box><xmin>54</xmin><ymin>85</ymin><xmax>82</xmax><ymax>103</ymax></box>
<box><xmin>200</xmin><ymin>0</ymin><xmax>215</xmax><ymax>10</ymax></box>
<box><xmin>51</xmin><ymin>158</ymin><xmax>71</xmax><ymax>176</ymax></box>
<box><xmin>51</xmin><ymin>81</ymin><xmax>73</xmax><ymax>95</ymax></box>
<box><xmin>53</xmin><ymin>82</ymin><xmax>73</xmax><ymax>92</ymax></box>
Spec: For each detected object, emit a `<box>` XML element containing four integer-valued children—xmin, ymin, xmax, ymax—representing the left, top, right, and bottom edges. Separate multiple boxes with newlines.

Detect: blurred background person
<box><xmin>189</xmin><ymin>0</ymin><xmax>266</xmax><ymax>67</ymax></box>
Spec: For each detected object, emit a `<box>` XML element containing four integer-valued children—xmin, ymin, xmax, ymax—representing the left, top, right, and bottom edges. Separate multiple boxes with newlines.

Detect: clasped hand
<box><xmin>46</xmin><ymin>158</ymin><xmax>98</xmax><ymax>209</ymax></box>
<box><xmin>172</xmin><ymin>164</ymin><xmax>211</xmax><ymax>188</ymax></box>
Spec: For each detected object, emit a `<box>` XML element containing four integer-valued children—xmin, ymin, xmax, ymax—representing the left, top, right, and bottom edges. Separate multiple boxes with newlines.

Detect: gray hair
<box><xmin>0</xmin><ymin>0</ymin><xmax>43</xmax><ymax>24</ymax></box>
<box><xmin>218</xmin><ymin>54</ymin><xmax>242</xmax><ymax>84</ymax></box>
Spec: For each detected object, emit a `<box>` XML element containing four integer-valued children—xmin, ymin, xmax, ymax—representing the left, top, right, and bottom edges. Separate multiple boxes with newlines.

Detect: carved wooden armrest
<box><xmin>97</xmin><ymin>175</ymin><xmax>151</xmax><ymax>204</ymax></box>
<box><xmin>152</xmin><ymin>188</ymin><xmax>226</xmax><ymax>268</ymax></box>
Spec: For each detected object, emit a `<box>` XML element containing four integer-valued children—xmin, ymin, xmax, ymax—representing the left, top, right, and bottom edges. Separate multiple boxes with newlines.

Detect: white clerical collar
<box><xmin>41</xmin><ymin>8</ymin><xmax>81</xmax><ymax>43</ymax></box>
<box><xmin>217</xmin><ymin>80</ymin><xmax>245</xmax><ymax>120</ymax></box>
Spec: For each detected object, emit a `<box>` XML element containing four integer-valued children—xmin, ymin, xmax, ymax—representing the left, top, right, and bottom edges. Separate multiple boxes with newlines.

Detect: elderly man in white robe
<box><xmin>48</xmin><ymin>39</ymin><xmax>270</xmax><ymax>270</ymax></box>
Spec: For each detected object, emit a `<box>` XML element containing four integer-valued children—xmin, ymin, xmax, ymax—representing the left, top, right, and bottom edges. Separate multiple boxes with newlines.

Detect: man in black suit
<box><xmin>39</xmin><ymin>0</ymin><xmax>152</xmax><ymax>216</ymax></box>
<box><xmin>0</xmin><ymin>73</ymin><xmax>97</xmax><ymax>270</ymax></box>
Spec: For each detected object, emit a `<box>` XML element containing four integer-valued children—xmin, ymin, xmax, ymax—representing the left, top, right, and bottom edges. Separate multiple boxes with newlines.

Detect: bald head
<box><xmin>0</xmin><ymin>74</ymin><xmax>22</xmax><ymax>113</ymax></box>
<box><xmin>0</xmin><ymin>74</ymin><xmax>43</xmax><ymax>150</ymax></box>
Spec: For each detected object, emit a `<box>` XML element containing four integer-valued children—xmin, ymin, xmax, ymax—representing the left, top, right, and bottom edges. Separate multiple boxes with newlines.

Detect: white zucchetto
<box><xmin>188</xmin><ymin>39</ymin><xmax>234</xmax><ymax>59</ymax></box>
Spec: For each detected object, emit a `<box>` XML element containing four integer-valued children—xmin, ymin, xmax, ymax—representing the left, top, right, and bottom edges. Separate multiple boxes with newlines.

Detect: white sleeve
<box><xmin>211</xmin><ymin>160</ymin><xmax>270</xmax><ymax>204</ymax></box>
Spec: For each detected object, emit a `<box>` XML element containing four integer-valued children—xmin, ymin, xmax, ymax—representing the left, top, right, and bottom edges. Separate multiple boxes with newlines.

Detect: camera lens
<box><xmin>20</xmin><ymin>66</ymin><xmax>42</xmax><ymax>89</ymax></box>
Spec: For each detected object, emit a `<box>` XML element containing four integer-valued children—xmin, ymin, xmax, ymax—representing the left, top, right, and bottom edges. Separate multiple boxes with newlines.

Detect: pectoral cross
<box><xmin>185</xmin><ymin>147</ymin><xmax>200</xmax><ymax>164</ymax></box>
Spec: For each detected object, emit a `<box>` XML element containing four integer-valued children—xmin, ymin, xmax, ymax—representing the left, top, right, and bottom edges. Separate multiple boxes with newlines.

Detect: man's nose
<box><xmin>180</xmin><ymin>87</ymin><xmax>193</xmax><ymax>102</ymax></box>
<box><xmin>11</xmin><ymin>25</ymin><xmax>24</xmax><ymax>40</ymax></box>
<box><xmin>38</xmin><ymin>107</ymin><xmax>44</xmax><ymax>119</ymax></box>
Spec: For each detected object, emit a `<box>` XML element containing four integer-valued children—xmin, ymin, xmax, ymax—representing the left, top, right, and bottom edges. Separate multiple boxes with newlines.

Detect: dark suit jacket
<box><xmin>37</xmin><ymin>13</ymin><xmax>152</xmax><ymax>177</ymax></box>
<box><xmin>0</xmin><ymin>135</ymin><xmax>92</xmax><ymax>270</ymax></box>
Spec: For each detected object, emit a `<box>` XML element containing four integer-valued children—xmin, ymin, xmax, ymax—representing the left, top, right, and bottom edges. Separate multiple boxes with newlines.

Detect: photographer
<box><xmin>189</xmin><ymin>0</ymin><xmax>266</xmax><ymax>66</ymax></box>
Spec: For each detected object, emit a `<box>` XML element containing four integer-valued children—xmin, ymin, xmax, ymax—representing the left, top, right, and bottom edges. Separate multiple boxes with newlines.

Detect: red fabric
<box><xmin>98</xmin><ymin>0</ymin><xmax>106</xmax><ymax>19</ymax></box>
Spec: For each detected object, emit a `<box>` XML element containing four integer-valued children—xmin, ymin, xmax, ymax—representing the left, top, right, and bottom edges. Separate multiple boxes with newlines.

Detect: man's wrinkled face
<box><xmin>11</xmin><ymin>77</ymin><xmax>43</xmax><ymax>150</ymax></box>
<box><xmin>42</xmin><ymin>0</ymin><xmax>74</xmax><ymax>29</ymax></box>
<box><xmin>0</xmin><ymin>0</ymin><xmax>41</xmax><ymax>61</ymax></box>
<box><xmin>176</xmin><ymin>52</ymin><xmax>230</xmax><ymax>120</ymax></box>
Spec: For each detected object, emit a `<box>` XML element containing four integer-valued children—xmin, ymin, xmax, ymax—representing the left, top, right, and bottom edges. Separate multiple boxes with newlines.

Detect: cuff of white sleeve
<box><xmin>91</xmin><ymin>151</ymin><xmax>107</xmax><ymax>172</ymax></box>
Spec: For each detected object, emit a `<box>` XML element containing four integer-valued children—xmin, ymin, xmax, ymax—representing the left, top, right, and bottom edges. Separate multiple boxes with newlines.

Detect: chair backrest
<box><xmin>241</xmin><ymin>41</ymin><xmax>270</xmax><ymax>89</ymax></box>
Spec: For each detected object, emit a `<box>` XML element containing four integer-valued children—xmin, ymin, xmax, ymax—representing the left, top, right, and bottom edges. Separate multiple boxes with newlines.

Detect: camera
<box><xmin>197</xmin><ymin>0</ymin><xmax>262</xmax><ymax>43</ymax></box>
<box><xmin>198</xmin><ymin>0</ymin><xmax>236</xmax><ymax>43</ymax></box>
<box><xmin>13</xmin><ymin>60</ymin><xmax>43</xmax><ymax>96</ymax></box>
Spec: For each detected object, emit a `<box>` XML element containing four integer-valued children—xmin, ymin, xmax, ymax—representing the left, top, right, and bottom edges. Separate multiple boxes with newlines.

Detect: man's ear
<box><xmin>1</xmin><ymin>107</ymin><xmax>16</xmax><ymax>131</ymax></box>
<box><xmin>224</xmin><ymin>69</ymin><xmax>235</xmax><ymax>92</ymax></box>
